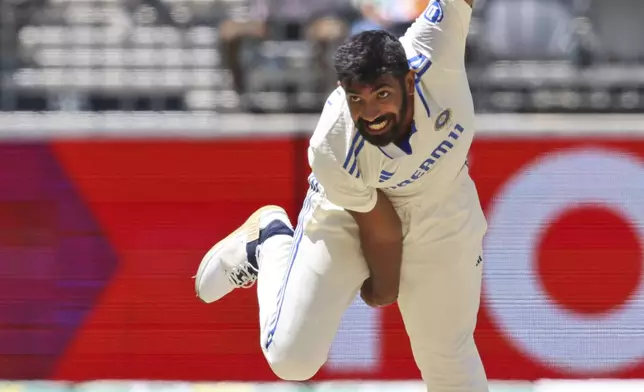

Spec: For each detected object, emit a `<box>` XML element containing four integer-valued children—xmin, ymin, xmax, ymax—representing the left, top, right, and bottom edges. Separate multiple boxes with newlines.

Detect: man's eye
<box><xmin>378</xmin><ymin>91</ymin><xmax>390</xmax><ymax>99</ymax></box>
<box><xmin>349</xmin><ymin>96</ymin><xmax>362</xmax><ymax>103</ymax></box>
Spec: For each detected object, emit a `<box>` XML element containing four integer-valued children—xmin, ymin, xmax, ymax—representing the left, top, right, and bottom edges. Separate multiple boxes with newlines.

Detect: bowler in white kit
<box><xmin>195</xmin><ymin>0</ymin><xmax>488</xmax><ymax>390</ymax></box>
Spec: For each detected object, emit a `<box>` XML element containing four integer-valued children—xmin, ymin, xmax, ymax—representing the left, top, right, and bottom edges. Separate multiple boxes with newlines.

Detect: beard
<box><xmin>355</xmin><ymin>80</ymin><xmax>410</xmax><ymax>147</ymax></box>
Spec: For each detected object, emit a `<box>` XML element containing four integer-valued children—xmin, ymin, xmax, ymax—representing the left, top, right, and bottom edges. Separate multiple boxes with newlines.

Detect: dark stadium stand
<box><xmin>1</xmin><ymin>0</ymin><xmax>236</xmax><ymax>111</ymax></box>
<box><xmin>466</xmin><ymin>0</ymin><xmax>644</xmax><ymax>113</ymax></box>
<box><xmin>1</xmin><ymin>0</ymin><xmax>643</xmax><ymax>113</ymax></box>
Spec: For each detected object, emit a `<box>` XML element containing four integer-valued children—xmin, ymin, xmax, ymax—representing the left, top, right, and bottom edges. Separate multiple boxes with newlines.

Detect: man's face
<box><xmin>343</xmin><ymin>72</ymin><xmax>415</xmax><ymax>147</ymax></box>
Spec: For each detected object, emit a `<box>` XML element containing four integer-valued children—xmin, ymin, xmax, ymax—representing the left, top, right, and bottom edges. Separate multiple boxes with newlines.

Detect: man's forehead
<box><xmin>344</xmin><ymin>75</ymin><xmax>398</xmax><ymax>93</ymax></box>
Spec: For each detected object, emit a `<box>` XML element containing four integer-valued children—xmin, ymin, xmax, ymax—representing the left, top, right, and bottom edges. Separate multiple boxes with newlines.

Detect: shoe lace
<box><xmin>227</xmin><ymin>262</ymin><xmax>258</xmax><ymax>288</ymax></box>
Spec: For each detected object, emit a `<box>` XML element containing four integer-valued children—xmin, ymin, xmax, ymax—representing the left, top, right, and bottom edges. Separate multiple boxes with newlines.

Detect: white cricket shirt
<box><xmin>308</xmin><ymin>0</ymin><xmax>475</xmax><ymax>213</ymax></box>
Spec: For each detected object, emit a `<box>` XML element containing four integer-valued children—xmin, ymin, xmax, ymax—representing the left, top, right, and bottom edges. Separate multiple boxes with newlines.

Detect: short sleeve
<box><xmin>309</xmin><ymin>146</ymin><xmax>377</xmax><ymax>213</ymax></box>
<box><xmin>401</xmin><ymin>0</ymin><xmax>472</xmax><ymax>71</ymax></box>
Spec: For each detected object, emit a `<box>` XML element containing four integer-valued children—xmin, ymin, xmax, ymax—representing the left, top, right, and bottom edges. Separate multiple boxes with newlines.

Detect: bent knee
<box><xmin>417</xmin><ymin>342</ymin><xmax>488</xmax><ymax>391</ymax></box>
<box><xmin>264</xmin><ymin>347</ymin><xmax>325</xmax><ymax>381</ymax></box>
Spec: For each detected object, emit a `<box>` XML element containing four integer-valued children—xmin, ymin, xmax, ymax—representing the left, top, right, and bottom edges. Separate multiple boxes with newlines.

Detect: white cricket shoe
<box><xmin>194</xmin><ymin>205</ymin><xmax>293</xmax><ymax>303</ymax></box>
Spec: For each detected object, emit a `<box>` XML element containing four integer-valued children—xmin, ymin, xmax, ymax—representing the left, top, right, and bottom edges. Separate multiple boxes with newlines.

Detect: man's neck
<box><xmin>393</xmin><ymin>104</ymin><xmax>415</xmax><ymax>148</ymax></box>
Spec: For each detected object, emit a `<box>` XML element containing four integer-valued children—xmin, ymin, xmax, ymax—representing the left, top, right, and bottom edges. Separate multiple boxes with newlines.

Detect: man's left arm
<box><xmin>402</xmin><ymin>0</ymin><xmax>474</xmax><ymax>71</ymax></box>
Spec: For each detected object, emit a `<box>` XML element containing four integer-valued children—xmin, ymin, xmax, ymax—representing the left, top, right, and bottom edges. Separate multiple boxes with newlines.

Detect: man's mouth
<box><xmin>365</xmin><ymin>118</ymin><xmax>390</xmax><ymax>134</ymax></box>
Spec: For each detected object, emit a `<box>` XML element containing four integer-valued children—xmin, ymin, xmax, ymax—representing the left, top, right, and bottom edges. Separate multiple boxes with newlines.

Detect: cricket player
<box><xmin>195</xmin><ymin>0</ymin><xmax>488</xmax><ymax>390</ymax></box>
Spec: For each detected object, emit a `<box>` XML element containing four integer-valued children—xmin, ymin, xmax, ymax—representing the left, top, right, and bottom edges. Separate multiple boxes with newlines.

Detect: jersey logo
<box><xmin>435</xmin><ymin>109</ymin><xmax>452</xmax><ymax>131</ymax></box>
<box><xmin>386</xmin><ymin>124</ymin><xmax>465</xmax><ymax>190</ymax></box>
<box><xmin>424</xmin><ymin>0</ymin><xmax>444</xmax><ymax>25</ymax></box>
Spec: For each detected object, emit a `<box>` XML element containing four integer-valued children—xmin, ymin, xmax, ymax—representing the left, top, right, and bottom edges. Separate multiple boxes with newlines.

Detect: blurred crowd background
<box><xmin>1</xmin><ymin>0</ymin><xmax>643</xmax><ymax>115</ymax></box>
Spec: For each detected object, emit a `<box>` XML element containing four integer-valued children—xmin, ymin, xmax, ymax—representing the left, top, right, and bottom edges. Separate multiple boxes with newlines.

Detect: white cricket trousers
<box><xmin>256</xmin><ymin>170</ymin><xmax>489</xmax><ymax>391</ymax></box>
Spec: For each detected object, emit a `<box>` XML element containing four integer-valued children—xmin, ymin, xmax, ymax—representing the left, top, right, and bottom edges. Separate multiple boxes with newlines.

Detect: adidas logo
<box><xmin>379</xmin><ymin>170</ymin><xmax>396</xmax><ymax>183</ymax></box>
<box><xmin>476</xmin><ymin>255</ymin><xmax>482</xmax><ymax>267</ymax></box>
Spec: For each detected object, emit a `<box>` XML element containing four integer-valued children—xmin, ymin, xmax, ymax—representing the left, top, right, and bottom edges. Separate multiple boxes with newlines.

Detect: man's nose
<box><xmin>362</xmin><ymin>107</ymin><xmax>381</xmax><ymax>122</ymax></box>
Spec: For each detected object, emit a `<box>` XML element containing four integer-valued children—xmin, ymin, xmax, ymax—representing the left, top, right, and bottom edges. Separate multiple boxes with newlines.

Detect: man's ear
<box><xmin>405</xmin><ymin>70</ymin><xmax>415</xmax><ymax>94</ymax></box>
<box><xmin>337</xmin><ymin>81</ymin><xmax>342</xmax><ymax>87</ymax></box>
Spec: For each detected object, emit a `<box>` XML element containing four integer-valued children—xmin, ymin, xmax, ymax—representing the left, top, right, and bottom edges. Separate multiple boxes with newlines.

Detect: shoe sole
<box><xmin>194</xmin><ymin>205</ymin><xmax>287</xmax><ymax>302</ymax></box>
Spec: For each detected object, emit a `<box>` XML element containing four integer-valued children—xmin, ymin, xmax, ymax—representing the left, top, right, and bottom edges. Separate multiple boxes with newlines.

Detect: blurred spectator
<box><xmin>349</xmin><ymin>0</ymin><xmax>424</xmax><ymax>37</ymax></box>
<box><xmin>124</xmin><ymin>0</ymin><xmax>182</xmax><ymax>28</ymax></box>
<box><xmin>1</xmin><ymin>0</ymin><xmax>47</xmax><ymax>72</ymax></box>
<box><xmin>586</xmin><ymin>0</ymin><xmax>644</xmax><ymax>63</ymax></box>
<box><xmin>1</xmin><ymin>0</ymin><xmax>48</xmax><ymax>108</ymax></box>
<box><xmin>218</xmin><ymin>0</ymin><xmax>352</xmax><ymax>96</ymax></box>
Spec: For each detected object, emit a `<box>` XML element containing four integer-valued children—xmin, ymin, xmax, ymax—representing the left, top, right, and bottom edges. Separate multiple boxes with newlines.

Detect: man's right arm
<box><xmin>348</xmin><ymin>190</ymin><xmax>403</xmax><ymax>306</ymax></box>
<box><xmin>309</xmin><ymin>145</ymin><xmax>403</xmax><ymax>307</ymax></box>
<box><xmin>402</xmin><ymin>0</ymin><xmax>473</xmax><ymax>72</ymax></box>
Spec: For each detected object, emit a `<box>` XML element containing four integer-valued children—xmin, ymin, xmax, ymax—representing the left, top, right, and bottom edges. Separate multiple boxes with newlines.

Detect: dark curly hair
<box><xmin>333</xmin><ymin>30</ymin><xmax>410</xmax><ymax>86</ymax></box>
